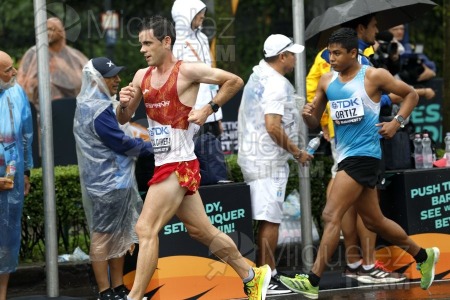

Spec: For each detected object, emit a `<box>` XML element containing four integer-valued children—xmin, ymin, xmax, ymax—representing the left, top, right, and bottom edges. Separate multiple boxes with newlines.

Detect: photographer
<box><xmin>389</xmin><ymin>24</ymin><xmax>436</xmax><ymax>85</ymax></box>
<box><xmin>371</xmin><ymin>31</ymin><xmax>401</xmax><ymax>76</ymax></box>
<box><xmin>372</xmin><ymin>30</ymin><xmax>435</xmax><ymax>102</ymax></box>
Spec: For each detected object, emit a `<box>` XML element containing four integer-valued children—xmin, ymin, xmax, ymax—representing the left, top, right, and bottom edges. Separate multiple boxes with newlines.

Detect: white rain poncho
<box><xmin>73</xmin><ymin>61</ymin><xmax>142</xmax><ymax>261</ymax></box>
<box><xmin>237</xmin><ymin>60</ymin><xmax>300</xmax><ymax>181</ymax></box>
<box><xmin>0</xmin><ymin>84</ymin><xmax>33</xmax><ymax>273</ymax></box>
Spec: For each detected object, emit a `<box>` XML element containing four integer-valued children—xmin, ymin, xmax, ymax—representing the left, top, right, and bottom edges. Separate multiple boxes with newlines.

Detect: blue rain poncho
<box><xmin>0</xmin><ymin>84</ymin><xmax>33</xmax><ymax>273</ymax></box>
<box><xmin>73</xmin><ymin>61</ymin><xmax>151</xmax><ymax>261</ymax></box>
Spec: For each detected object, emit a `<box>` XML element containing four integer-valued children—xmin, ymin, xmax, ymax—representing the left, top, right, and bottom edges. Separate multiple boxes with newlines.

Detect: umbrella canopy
<box><xmin>305</xmin><ymin>0</ymin><xmax>437</xmax><ymax>48</ymax></box>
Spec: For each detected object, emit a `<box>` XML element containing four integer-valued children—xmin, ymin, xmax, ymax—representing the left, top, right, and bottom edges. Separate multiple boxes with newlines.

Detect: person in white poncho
<box><xmin>171</xmin><ymin>0</ymin><xmax>223</xmax><ymax>137</ymax></box>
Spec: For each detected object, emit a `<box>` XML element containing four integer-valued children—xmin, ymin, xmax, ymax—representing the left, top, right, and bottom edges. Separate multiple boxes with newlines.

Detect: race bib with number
<box><xmin>330</xmin><ymin>97</ymin><xmax>364</xmax><ymax>125</ymax></box>
<box><xmin>149</xmin><ymin>125</ymin><xmax>171</xmax><ymax>153</ymax></box>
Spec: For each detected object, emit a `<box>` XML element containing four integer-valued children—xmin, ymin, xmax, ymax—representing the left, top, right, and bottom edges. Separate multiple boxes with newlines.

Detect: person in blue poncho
<box><xmin>0</xmin><ymin>50</ymin><xmax>33</xmax><ymax>300</ymax></box>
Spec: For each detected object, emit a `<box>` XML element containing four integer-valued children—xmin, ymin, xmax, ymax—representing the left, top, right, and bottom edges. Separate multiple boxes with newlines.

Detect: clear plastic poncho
<box><xmin>73</xmin><ymin>61</ymin><xmax>142</xmax><ymax>261</ymax></box>
<box><xmin>237</xmin><ymin>60</ymin><xmax>300</xmax><ymax>181</ymax></box>
<box><xmin>17</xmin><ymin>45</ymin><xmax>88</xmax><ymax>112</ymax></box>
<box><xmin>0</xmin><ymin>84</ymin><xmax>33</xmax><ymax>273</ymax></box>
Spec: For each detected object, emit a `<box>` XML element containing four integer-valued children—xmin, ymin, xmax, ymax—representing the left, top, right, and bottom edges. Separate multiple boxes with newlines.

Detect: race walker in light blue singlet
<box><xmin>326</xmin><ymin>65</ymin><xmax>381</xmax><ymax>163</ymax></box>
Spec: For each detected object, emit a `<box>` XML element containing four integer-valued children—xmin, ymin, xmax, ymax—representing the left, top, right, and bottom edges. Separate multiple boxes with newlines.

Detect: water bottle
<box><xmin>413</xmin><ymin>134</ymin><xmax>423</xmax><ymax>169</ymax></box>
<box><xmin>445</xmin><ymin>132</ymin><xmax>450</xmax><ymax>167</ymax></box>
<box><xmin>422</xmin><ymin>133</ymin><xmax>433</xmax><ymax>168</ymax></box>
<box><xmin>5</xmin><ymin>153</ymin><xmax>17</xmax><ymax>182</ymax></box>
<box><xmin>306</xmin><ymin>131</ymin><xmax>323</xmax><ymax>155</ymax></box>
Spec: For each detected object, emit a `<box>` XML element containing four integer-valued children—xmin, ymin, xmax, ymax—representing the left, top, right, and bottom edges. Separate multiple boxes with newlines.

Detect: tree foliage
<box><xmin>0</xmin><ymin>0</ymin><xmax>444</xmax><ymax>83</ymax></box>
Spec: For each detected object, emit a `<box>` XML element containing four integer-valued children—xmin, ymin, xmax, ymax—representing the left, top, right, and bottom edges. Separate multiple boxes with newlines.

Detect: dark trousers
<box><xmin>200</xmin><ymin>121</ymin><xmax>221</xmax><ymax>138</ymax></box>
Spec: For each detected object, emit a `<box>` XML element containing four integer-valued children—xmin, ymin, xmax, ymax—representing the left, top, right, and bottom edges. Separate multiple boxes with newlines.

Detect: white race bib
<box><xmin>330</xmin><ymin>97</ymin><xmax>364</xmax><ymax>125</ymax></box>
<box><xmin>149</xmin><ymin>125</ymin><xmax>171</xmax><ymax>153</ymax></box>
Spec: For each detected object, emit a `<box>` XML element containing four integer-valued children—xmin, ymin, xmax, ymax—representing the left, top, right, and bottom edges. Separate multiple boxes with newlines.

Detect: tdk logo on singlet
<box><xmin>149</xmin><ymin>127</ymin><xmax>170</xmax><ymax>136</ymax></box>
<box><xmin>331</xmin><ymin>98</ymin><xmax>359</xmax><ymax>109</ymax></box>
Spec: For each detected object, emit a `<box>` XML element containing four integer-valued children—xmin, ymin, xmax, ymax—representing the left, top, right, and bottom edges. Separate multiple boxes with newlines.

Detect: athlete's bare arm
<box><xmin>302</xmin><ymin>71</ymin><xmax>332</xmax><ymax>129</ymax></box>
<box><xmin>117</xmin><ymin>68</ymin><xmax>148</xmax><ymax>124</ymax></box>
<box><xmin>178</xmin><ymin>62</ymin><xmax>244</xmax><ymax>125</ymax></box>
<box><xmin>366</xmin><ymin>67</ymin><xmax>418</xmax><ymax>138</ymax></box>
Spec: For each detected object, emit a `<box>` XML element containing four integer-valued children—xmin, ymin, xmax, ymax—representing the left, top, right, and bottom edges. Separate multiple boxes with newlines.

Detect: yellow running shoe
<box><xmin>243</xmin><ymin>264</ymin><xmax>271</xmax><ymax>300</ymax></box>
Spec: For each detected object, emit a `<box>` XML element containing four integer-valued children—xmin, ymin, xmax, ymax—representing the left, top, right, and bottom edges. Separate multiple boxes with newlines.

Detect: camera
<box><xmin>378</xmin><ymin>40</ymin><xmax>398</xmax><ymax>57</ymax></box>
<box><xmin>370</xmin><ymin>31</ymin><xmax>400</xmax><ymax>75</ymax></box>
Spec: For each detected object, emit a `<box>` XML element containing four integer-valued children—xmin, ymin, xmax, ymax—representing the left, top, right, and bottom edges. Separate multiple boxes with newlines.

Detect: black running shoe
<box><xmin>357</xmin><ymin>261</ymin><xmax>407</xmax><ymax>284</ymax></box>
<box><xmin>113</xmin><ymin>284</ymin><xmax>130</xmax><ymax>299</ymax></box>
<box><xmin>343</xmin><ymin>264</ymin><xmax>360</xmax><ymax>279</ymax></box>
<box><xmin>98</xmin><ymin>288</ymin><xmax>116</xmax><ymax>300</ymax></box>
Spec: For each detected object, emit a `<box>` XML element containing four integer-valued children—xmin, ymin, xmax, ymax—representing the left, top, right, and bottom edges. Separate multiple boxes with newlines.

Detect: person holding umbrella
<box><xmin>280</xmin><ymin>27</ymin><xmax>439</xmax><ymax>299</ymax></box>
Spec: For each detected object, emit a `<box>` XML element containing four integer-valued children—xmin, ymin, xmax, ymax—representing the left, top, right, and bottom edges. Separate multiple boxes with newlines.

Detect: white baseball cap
<box><xmin>263</xmin><ymin>34</ymin><xmax>304</xmax><ymax>58</ymax></box>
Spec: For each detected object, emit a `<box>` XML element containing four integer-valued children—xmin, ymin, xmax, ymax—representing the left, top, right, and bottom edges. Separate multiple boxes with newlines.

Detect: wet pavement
<box><xmin>10</xmin><ymin>269</ymin><xmax>450</xmax><ymax>299</ymax></box>
<box><xmin>258</xmin><ymin>267</ymin><xmax>450</xmax><ymax>300</ymax></box>
<box><xmin>8</xmin><ymin>243</ymin><xmax>450</xmax><ymax>300</ymax></box>
<box><xmin>264</xmin><ymin>280</ymin><xmax>450</xmax><ymax>300</ymax></box>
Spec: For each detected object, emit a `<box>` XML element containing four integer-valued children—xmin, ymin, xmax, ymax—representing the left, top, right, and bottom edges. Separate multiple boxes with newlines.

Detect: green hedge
<box><xmin>21</xmin><ymin>155</ymin><xmax>332</xmax><ymax>262</ymax></box>
<box><xmin>21</xmin><ymin>165</ymin><xmax>89</xmax><ymax>262</ymax></box>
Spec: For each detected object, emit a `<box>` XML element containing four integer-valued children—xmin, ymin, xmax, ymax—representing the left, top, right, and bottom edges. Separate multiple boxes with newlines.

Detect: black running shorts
<box><xmin>337</xmin><ymin>156</ymin><xmax>383</xmax><ymax>189</ymax></box>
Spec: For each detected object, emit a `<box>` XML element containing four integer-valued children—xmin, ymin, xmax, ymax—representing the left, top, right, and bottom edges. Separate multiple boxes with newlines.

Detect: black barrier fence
<box><xmin>380</xmin><ymin>168</ymin><xmax>450</xmax><ymax>235</ymax></box>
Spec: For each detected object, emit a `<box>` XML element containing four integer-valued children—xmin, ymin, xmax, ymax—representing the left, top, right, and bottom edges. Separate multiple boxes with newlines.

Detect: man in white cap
<box><xmin>237</xmin><ymin>34</ymin><xmax>312</xmax><ymax>295</ymax></box>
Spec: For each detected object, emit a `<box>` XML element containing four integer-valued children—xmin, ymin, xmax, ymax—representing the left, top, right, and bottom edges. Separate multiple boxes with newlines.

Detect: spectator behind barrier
<box><xmin>17</xmin><ymin>17</ymin><xmax>88</xmax><ymax>113</ymax></box>
<box><xmin>171</xmin><ymin>0</ymin><xmax>229</xmax><ymax>185</ymax></box>
<box><xmin>73</xmin><ymin>57</ymin><xmax>153</xmax><ymax>300</ymax></box>
<box><xmin>389</xmin><ymin>24</ymin><xmax>436</xmax><ymax>85</ymax></box>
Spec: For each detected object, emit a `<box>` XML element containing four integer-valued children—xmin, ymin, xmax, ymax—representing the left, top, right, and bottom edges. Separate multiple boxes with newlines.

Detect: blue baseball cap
<box><xmin>91</xmin><ymin>57</ymin><xmax>125</xmax><ymax>77</ymax></box>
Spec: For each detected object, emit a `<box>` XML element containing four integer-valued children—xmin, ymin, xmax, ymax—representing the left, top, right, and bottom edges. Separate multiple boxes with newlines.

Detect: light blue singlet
<box><xmin>326</xmin><ymin>65</ymin><xmax>381</xmax><ymax>163</ymax></box>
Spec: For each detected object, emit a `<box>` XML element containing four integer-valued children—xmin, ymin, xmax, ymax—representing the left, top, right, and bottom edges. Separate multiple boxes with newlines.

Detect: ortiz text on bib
<box><xmin>330</xmin><ymin>97</ymin><xmax>364</xmax><ymax>125</ymax></box>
